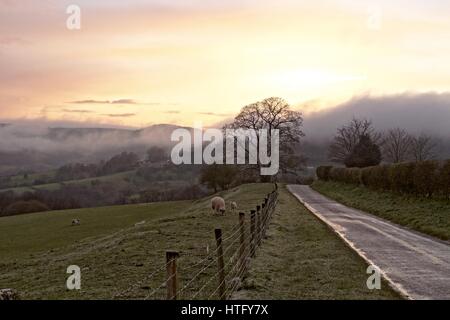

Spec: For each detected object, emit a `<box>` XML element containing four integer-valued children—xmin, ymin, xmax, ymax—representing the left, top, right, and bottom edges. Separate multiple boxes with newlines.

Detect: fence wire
<box><xmin>116</xmin><ymin>185</ymin><xmax>279</xmax><ymax>300</ymax></box>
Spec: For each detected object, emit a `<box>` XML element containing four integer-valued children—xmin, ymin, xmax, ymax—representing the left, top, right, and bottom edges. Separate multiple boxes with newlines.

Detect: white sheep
<box><xmin>0</xmin><ymin>289</ymin><xmax>19</xmax><ymax>300</ymax></box>
<box><xmin>211</xmin><ymin>196</ymin><xmax>226</xmax><ymax>215</ymax></box>
<box><xmin>230</xmin><ymin>201</ymin><xmax>238</xmax><ymax>212</ymax></box>
<box><xmin>71</xmin><ymin>219</ymin><xmax>80</xmax><ymax>226</ymax></box>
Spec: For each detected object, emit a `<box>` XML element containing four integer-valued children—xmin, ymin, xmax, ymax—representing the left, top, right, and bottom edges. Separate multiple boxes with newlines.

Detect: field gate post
<box><xmin>214</xmin><ymin>228</ymin><xmax>226</xmax><ymax>300</ymax></box>
<box><xmin>166</xmin><ymin>250</ymin><xmax>179</xmax><ymax>300</ymax></box>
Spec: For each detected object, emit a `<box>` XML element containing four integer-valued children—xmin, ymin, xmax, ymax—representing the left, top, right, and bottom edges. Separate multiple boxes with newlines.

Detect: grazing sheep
<box><xmin>71</xmin><ymin>219</ymin><xmax>80</xmax><ymax>226</ymax></box>
<box><xmin>0</xmin><ymin>289</ymin><xmax>19</xmax><ymax>300</ymax></box>
<box><xmin>211</xmin><ymin>196</ymin><xmax>226</xmax><ymax>215</ymax></box>
<box><xmin>230</xmin><ymin>201</ymin><xmax>238</xmax><ymax>212</ymax></box>
<box><xmin>134</xmin><ymin>220</ymin><xmax>146</xmax><ymax>227</ymax></box>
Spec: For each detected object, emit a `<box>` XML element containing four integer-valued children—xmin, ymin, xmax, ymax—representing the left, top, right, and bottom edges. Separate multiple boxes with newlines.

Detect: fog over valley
<box><xmin>1</xmin><ymin>93</ymin><xmax>449</xmax><ymax>175</ymax></box>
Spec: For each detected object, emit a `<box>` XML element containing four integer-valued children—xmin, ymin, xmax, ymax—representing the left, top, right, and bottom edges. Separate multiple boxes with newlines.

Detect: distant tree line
<box><xmin>0</xmin><ymin>151</ymin><xmax>142</xmax><ymax>190</ymax></box>
<box><xmin>328</xmin><ymin>118</ymin><xmax>439</xmax><ymax>168</ymax></box>
<box><xmin>0</xmin><ymin>178</ymin><xmax>208</xmax><ymax>217</ymax></box>
<box><xmin>55</xmin><ymin>152</ymin><xmax>140</xmax><ymax>181</ymax></box>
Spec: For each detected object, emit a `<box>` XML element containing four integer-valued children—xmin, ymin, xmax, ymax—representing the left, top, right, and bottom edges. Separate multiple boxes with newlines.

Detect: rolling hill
<box><xmin>0</xmin><ymin>183</ymin><xmax>399</xmax><ymax>300</ymax></box>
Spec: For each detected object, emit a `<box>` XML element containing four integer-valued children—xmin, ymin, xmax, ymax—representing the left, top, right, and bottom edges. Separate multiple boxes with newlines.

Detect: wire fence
<box><xmin>113</xmin><ymin>183</ymin><xmax>279</xmax><ymax>300</ymax></box>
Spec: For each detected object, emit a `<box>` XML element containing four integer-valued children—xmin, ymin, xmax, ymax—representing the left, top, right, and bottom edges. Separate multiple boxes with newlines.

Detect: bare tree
<box><xmin>410</xmin><ymin>134</ymin><xmax>437</xmax><ymax>162</ymax></box>
<box><xmin>328</xmin><ymin>118</ymin><xmax>382</xmax><ymax>164</ymax></box>
<box><xmin>226</xmin><ymin>97</ymin><xmax>305</xmax><ymax>177</ymax></box>
<box><xmin>382</xmin><ymin>128</ymin><xmax>412</xmax><ymax>163</ymax></box>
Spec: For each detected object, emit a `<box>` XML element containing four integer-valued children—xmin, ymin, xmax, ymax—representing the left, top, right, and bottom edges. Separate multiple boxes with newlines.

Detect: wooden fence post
<box><xmin>250</xmin><ymin>209</ymin><xmax>256</xmax><ymax>257</ymax></box>
<box><xmin>239</xmin><ymin>212</ymin><xmax>246</xmax><ymax>274</ymax></box>
<box><xmin>264</xmin><ymin>197</ymin><xmax>269</xmax><ymax>221</ymax></box>
<box><xmin>166</xmin><ymin>251</ymin><xmax>179</xmax><ymax>300</ymax></box>
<box><xmin>264</xmin><ymin>197</ymin><xmax>270</xmax><ymax>230</ymax></box>
<box><xmin>214</xmin><ymin>228</ymin><xmax>226</xmax><ymax>300</ymax></box>
<box><xmin>258</xmin><ymin>204</ymin><xmax>263</xmax><ymax>246</ymax></box>
<box><xmin>263</xmin><ymin>197</ymin><xmax>269</xmax><ymax>237</ymax></box>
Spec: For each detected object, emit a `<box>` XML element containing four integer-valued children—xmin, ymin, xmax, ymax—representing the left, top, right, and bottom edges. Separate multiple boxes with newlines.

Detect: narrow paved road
<box><xmin>288</xmin><ymin>185</ymin><xmax>450</xmax><ymax>300</ymax></box>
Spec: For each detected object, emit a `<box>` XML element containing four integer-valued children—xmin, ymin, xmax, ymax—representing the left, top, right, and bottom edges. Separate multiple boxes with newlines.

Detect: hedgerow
<box><xmin>316</xmin><ymin>159</ymin><xmax>450</xmax><ymax>199</ymax></box>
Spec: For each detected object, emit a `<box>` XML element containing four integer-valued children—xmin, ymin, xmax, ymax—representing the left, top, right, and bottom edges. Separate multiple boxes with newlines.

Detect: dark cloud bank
<box><xmin>303</xmin><ymin>92</ymin><xmax>450</xmax><ymax>140</ymax></box>
<box><xmin>0</xmin><ymin>92</ymin><xmax>449</xmax><ymax>173</ymax></box>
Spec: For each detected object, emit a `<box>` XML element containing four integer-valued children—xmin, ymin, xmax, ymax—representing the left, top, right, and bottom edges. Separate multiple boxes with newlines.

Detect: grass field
<box><xmin>0</xmin><ymin>170</ymin><xmax>136</xmax><ymax>195</ymax></box>
<box><xmin>235</xmin><ymin>185</ymin><xmax>400</xmax><ymax>300</ymax></box>
<box><xmin>0</xmin><ymin>183</ymin><xmax>400</xmax><ymax>300</ymax></box>
<box><xmin>0</xmin><ymin>201</ymin><xmax>190</xmax><ymax>260</ymax></box>
<box><xmin>1</xmin><ymin>170</ymin><xmax>56</xmax><ymax>189</ymax></box>
<box><xmin>312</xmin><ymin>181</ymin><xmax>450</xmax><ymax>241</ymax></box>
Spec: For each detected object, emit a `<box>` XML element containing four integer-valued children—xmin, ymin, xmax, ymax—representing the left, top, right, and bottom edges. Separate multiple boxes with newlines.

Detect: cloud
<box><xmin>62</xmin><ymin>109</ymin><xmax>94</xmax><ymax>114</ymax></box>
<box><xmin>0</xmin><ymin>118</ymin><xmax>177</xmax><ymax>156</ymax></box>
<box><xmin>110</xmin><ymin>99</ymin><xmax>137</xmax><ymax>105</ymax></box>
<box><xmin>67</xmin><ymin>99</ymin><xmax>170</xmax><ymax>106</ymax></box>
<box><xmin>0</xmin><ymin>36</ymin><xmax>29</xmax><ymax>47</ymax></box>
<box><xmin>303</xmin><ymin>92</ymin><xmax>450</xmax><ymax>140</ymax></box>
<box><xmin>197</xmin><ymin>112</ymin><xmax>233</xmax><ymax>117</ymax></box>
<box><xmin>69</xmin><ymin>99</ymin><xmax>138</xmax><ymax>105</ymax></box>
<box><xmin>69</xmin><ymin>100</ymin><xmax>110</xmax><ymax>104</ymax></box>
<box><xmin>103</xmin><ymin>113</ymin><xmax>136</xmax><ymax>118</ymax></box>
<box><xmin>163</xmin><ymin>110</ymin><xmax>180</xmax><ymax>114</ymax></box>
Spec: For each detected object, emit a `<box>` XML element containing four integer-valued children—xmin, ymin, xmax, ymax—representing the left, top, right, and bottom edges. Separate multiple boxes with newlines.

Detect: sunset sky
<box><xmin>1</xmin><ymin>0</ymin><xmax>450</xmax><ymax>127</ymax></box>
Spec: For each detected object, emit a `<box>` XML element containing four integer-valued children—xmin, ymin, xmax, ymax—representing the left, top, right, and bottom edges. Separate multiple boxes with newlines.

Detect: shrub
<box><xmin>321</xmin><ymin>159</ymin><xmax>450</xmax><ymax>198</ymax></box>
<box><xmin>439</xmin><ymin>160</ymin><xmax>450</xmax><ymax>199</ymax></box>
<box><xmin>347</xmin><ymin>168</ymin><xmax>362</xmax><ymax>185</ymax></box>
<box><xmin>297</xmin><ymin>176</ymin><xmax>315</xmax><ymax>185</ymax></box>
<box><xmin>361</xmin><ymin>165</ymin><xmax>390</xmax><ymax>190</ymax></box>
<box><xmin>413</xmin><ymin>161</ymin><xmax>440</xmax><ymax>197</ymax></box>
<box><xmin>329</xmin><ymin>167</ymin><xmax>347</xmax><ymax>183</ymax></box>
<box><xmin>316</xmin><ymin>166</ymin><xmax>332</xmax><ymax>181</ymax></box>
<box><xmin>3</xmin><ymin>200</ymin><xmax>50</xmax><ymax>216</ymax></box>
<box><xmin>389</xmin><ymin>162</ymin><xmax>416</xmax><ymax>195</ymax></box>
<box><xmin>344</xmin><ymin>134</ymin><xmax>382</xmax><ymax>168</ymax></box>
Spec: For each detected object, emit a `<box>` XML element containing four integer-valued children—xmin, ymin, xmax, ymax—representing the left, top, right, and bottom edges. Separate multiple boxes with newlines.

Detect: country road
<box><xmin>287</xmin><ymin>185</ymin><xmax>450</xmax><ymax>300</ymax></box>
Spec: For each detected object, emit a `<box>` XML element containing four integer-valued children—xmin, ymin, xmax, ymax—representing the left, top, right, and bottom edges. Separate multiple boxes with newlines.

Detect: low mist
<box><xmin>303</xmin><ymin>92</ymin><xmax>450</xmax><ymax>141</ymax></box>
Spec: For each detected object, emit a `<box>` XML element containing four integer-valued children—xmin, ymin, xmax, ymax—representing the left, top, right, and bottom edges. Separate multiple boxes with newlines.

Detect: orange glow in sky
<box><xmin>1</xmin><ymin>0</ymin><xmax>450</xmax><ymax>127</ymax></box>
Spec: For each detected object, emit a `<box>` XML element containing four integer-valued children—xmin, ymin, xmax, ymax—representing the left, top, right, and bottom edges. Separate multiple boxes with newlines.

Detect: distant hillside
<box><xmin>46</xmin><ymin>127</ymin><xmax>136</xmax><ymax>141</ymax></box>
<box><xmin>0</xmin><ymin>124</ymin><xmax>192</xmax><ymax>175</ymax></box>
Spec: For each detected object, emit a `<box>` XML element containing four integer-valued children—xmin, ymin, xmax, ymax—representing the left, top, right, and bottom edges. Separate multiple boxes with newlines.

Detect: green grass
<box><xmin>312</xmin><ymin>180</ymin><xmax>450</xmax><ymax>241</ymax></box>
<box><xmin>4</xmin><ymin>170</ymin><xmax>56</xmax><ymax>188</ymax></box>
<box><xmin>0</xmin><ymin>184</ymin><xmax>273</xmax><ymax>299</ymax></box>
<box><xmin>0</xmin><ymin>201</ymin><xmax>190</xmax><ymax>260</ymax></box>
<box><xmin>0</xmin><ymin>171</ymin><xmax>136</xmax><ymax>195</ymax></box>
<box><xmin>0</xmin><ymin>183</ymin><xmax>400</xmax><ymax>300</ymax></box>
<box><xmin>235</xmin><ymin>185</ymin><xmax>400</xmax><ymax>300</ymax></box>
<box><xmin>1</xmin><ymin>170</ymin><xmax>192</xmax><ymax>196</ymax></box>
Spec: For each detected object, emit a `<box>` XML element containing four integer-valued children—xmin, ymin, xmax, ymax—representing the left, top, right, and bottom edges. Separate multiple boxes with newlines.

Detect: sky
<box><xmin>1</xmin><ymin>0</ymin><xmax>450</xmax><ymax>128</ymax></box>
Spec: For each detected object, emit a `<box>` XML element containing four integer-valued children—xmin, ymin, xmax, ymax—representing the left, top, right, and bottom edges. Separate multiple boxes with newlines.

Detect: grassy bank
<box><xmin>0</xmin><ymin>183</ymin><xmax>400</xmax><ymax>299</ymax></box>
<box><xmin>0</xmin><ymin>201</ymin><xmax>191</xmax><ymax>260</ymax></box>
<box><xmin>0</xmin><ymin>183</ymin><xmax>273</xmax><ymax>299</ymax></box>
<box><xmin>312</xmin><ymin>180</ymin><xmax>450</xmax><ymax>241</ymax></box>
<box><xmin>236</xmin><ymin>185</ymin><xmax>400</xmax><ymax>300</ymax></box>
